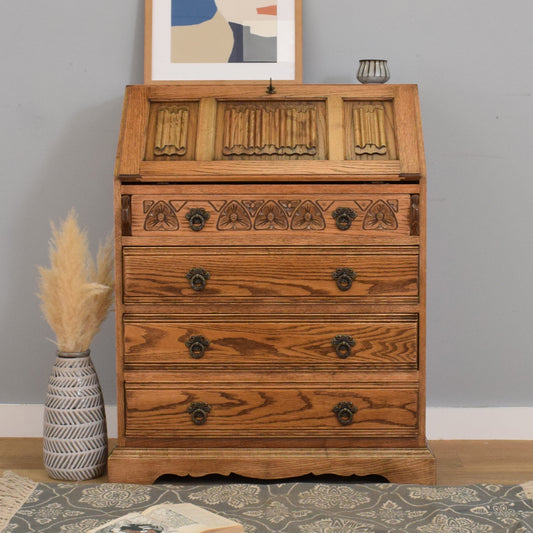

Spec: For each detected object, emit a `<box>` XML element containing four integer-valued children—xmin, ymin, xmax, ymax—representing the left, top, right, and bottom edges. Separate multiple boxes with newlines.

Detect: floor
<box><xmin>1</xmin><ymin>439</ymin><xmax>533</xmax><ymax>485</ymax></box>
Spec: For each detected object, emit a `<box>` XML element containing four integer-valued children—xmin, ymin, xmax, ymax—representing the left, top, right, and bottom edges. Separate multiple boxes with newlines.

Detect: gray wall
<box><xmin>1</xmin><ymin>0</ymin><xmax>532</xmax><ymax>408</ymax></box>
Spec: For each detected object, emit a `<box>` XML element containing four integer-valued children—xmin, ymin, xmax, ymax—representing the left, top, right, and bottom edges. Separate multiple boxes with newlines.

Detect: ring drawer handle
<box><xmin>332</xmin><ymin>207</ymin><xmax>356</xmax><ymax>231</ymax></box>
<box><xmin>331</xmin><ymin>335</ymin><xmax>356</xmax><ymax>359</ymax></box>
<box><xmin>185</xmin><ymin>335</ymin><xmax>210</xmax><ymax>359</ymax></box>
<box><xmin>187</xmin><ymin>402</ymin><xmax>212</xmax><ymax>425</ymax></box>
<box><xmin>332</xmin><ymin>268</ymin><xmax>357</xmax><ymax>291</ymax></box>
<box><xmin>186</xmin><ymin>268</ymin><xmax>210</xmax><ymax>291</ymax></box>
<box><xmin>186</xmin><ymin>208</ymin><xmax>210</xmax><ymax>232</ymax></box>
<box><xmin>333</xmin><ymin>401</ymin><xmax>357</xmax><ymax>426</ymax></box>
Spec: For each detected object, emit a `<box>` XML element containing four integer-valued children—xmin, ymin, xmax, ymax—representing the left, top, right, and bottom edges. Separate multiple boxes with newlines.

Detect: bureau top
<box><xmin>115</xmin><ymin>84</ymin><xmax>425</xmax><ymax>182</ymax></box>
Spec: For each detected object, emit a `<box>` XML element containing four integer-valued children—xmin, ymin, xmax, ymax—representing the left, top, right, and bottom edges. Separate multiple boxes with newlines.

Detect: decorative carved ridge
<box><xmin>154</xmin><ymin>105</ymin><xmax>190</xmax><ymax>157</ymax></box>
<box><xmin>242</xmin><ymin>200</ymin><xmax>264</xmax><ymax>217</ymax></box>
<box><xmin>255</xmin><ymin>201</ymin><xmax>289</xmax><ymax>230</ymax></box>
<box><xmin>217</xmin><ymin>201</ymin><xmax>252</xmax><ymax>231</ymax></box>
<box><xmin>363</xmin><ymin>200</ymin><xmax>398</xmax><ymax>230</ymax></box>
<box><xmin>353</xmin><ymin>105</ymin><xmax>387</xmax><ymax>156</ymax></box>
<box><xmin>144</xmin><ymin>201</ymin><xmax>179</xmax><ymax>231</ymax></box>
<box><xmin>222</xmin><ymin>103</ymin><xmax>318</xmax><ymax>157</ymax></box>
<box><xmin>121</xmin><ymin>195</ymin><xmax>132</xmax><ymax>236</ymax></box>
<box><xmin>291</xmin><ymin>201</ymin><xmax>326</xmax><ymax>230</ymax></box>
<box><xmin>410</xmin><ymin>194</ymin><xmax>420</xmax><ymax>236</ymax></box>
<box><xmin>141</xmin><ymin>199</ymin><xmax>402</xmax><ymax>232</ymax></box>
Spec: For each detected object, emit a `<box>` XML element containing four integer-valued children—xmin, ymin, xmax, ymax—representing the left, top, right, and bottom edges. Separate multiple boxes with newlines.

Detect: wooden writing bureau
<box><xmin>108</xmin><ymin>84</ymin><xmax>436</xmax><ymax>484</ymax></box>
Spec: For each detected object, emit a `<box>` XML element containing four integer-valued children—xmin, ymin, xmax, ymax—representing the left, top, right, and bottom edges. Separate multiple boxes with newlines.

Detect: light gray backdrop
<box><xmin>1</xmin><ymin>0</ymin><xmax>532</xmax><ymax>408</ymax></box>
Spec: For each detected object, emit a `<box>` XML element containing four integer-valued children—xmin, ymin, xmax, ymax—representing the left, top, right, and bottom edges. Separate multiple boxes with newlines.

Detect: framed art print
<box><xmin>145</xmin><ymin>0</ymin><xmax>302</xmax><ymax>83</ymax></box>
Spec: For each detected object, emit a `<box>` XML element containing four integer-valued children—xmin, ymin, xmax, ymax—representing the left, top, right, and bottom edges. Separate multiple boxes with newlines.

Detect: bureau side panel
<box><xmin>114</xmin><ymin>181</ymin><xmax>127</xmax><ymax>447</ymax></box>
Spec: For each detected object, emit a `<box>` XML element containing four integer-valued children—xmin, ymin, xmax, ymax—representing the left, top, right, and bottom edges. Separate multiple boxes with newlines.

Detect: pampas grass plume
<box><xmin>37</xmin><ymin>209</ymin><xmax>114</xmax><ymax>353</ymax></box>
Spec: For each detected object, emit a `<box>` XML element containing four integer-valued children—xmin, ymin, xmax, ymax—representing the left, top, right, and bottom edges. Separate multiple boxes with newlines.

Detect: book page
<box><xmin>144</xmin><ymin>504</ymin><xmax>243</xmax><ymax>533</ymax></box>
<box><xmin>87</xmin><ymin>503</ymin><xmax>243</xmax><ymax>533</ymax></box>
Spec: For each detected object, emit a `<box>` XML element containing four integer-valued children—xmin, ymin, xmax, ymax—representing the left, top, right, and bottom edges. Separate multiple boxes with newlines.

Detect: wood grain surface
<box><xmin>115</xmin><ymin>84</ymin><xmax>423</xmax><ymax>178</ymax></box>
<box><xmin>110</xmin><ymin>83</ymin><xmax>433</xmax><ymax>484</ymax></box>
<box><xmin>123</xmin><ymin>314</ymin><xmax>418</xmax><ymax>368</ymax></box>
<box><xmin>129</xmin><ymin>191</ymin><xmax>414</xmax><ymax>238</ymax></box>
<box><xmin>124</xmin><ymin>385</ymin><xmax>419</xmax><ymax>438</ymax></box>
<box><xmin>122</xmin><ymin>246</ymin><xmax>419</xmax><ymax>303</ymax></box>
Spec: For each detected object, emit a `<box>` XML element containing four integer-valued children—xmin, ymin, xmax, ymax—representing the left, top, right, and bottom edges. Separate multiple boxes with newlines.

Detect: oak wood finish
<box><xmin>122</xmin><ymin>246</ymin><xmax>419</xmax><ymax>303</ymax></box>
<box><xmin>109</xmin><ymin>84</ymin><xmax>435</xmax><ymax>484</ymax></box>
<box><xmin>115</xmin><ymin>84</ymin><xmax>423</xmax><ymax>178</ymax></box>
<box><xmin>124</xmin><ymin>385</ymin><xmax>419</xmax><ymax>437</ymax></box>
<box><xmin>123</xmin><ymin>314</ymin><xmax>418</xmax><ymax>368</ymax></box>
<box><xmin>128</xmin><ymin>188</ymin><xmax>415</xmax><ymax>238</ymax></box>
<box><xmin>109</xmin><ymin>448</ymin><xmax>436</xmax><ymax>485</ymax></box>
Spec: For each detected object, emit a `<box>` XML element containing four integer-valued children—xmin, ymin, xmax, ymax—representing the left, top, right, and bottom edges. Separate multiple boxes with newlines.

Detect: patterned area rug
<box><xmin>1</xmin><ymin>471</ymin><xmax>533</xmax><ymax>532</ymax></box>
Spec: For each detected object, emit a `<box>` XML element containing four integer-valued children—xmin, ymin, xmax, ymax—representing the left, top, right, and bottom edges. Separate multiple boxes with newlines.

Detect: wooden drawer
<box><xmin>127</xmin><ymin>187</ymin><xmax>418</xmax><ymax>239</ymax></box>
<box><xmin>123</xmin><ymin>314</ymin><xmax>418</xmax><ymax>369</ymax></box>
<box><xmin>124</xmin><ymin>383</ymin><xmax>419</xmax><ymax>438</ymax></box>
<box><xmin>122</xmin><ymin>246</ymin><xmax>419</xmax><ymax>304</ymax></box>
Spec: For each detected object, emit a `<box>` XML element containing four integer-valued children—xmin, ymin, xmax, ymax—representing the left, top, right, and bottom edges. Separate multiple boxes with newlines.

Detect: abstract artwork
<box><xmin>146</xmin><ymin>0</ymin><xmax>301</xmax><ymax>82</ymax></box>
<box><xmin>171</xmin><ymin>0</ymin><xmax>277</xmax><ymax>64</ymax></box>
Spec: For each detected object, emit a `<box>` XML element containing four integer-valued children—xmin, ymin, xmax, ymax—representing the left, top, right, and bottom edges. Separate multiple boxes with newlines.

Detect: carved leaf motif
<box><xmin>208</xmin><ymin>200</ymin><xmax>227</xmax><ymax>213</ymax></box>
<box><xmin>353</xmin><ymin>105</ymin><xmax>387</xmax><ymax>156</ymax></box>
<box><xmin>242</xmin><ymin>200</ymin><xmax>264</xmax><ymax>217</ymax></box>
<box><xmin>154</xmin><ymin>106</ymin><xmax>190</xmax><ymax>157</ymax></box>
<box><xmin>354</xmin><ymin>200</ymin><xmax>373</xmax><ymax>212</ymax></box>
<box><xmin>291</xmin><ymin>201</ymin><xmax>326</xmax><ymax>230</ymax></box>
<box><xmin>254</xmin><ymin>201</ymin><xmax>289</xmax><ymax>230</ymax></box>
<box><xmin>217</xmin><ymin>201</ymin><xmax>252</xmax><ymax>231</ymax></box>
<box><xmin>316</xmin><ymin>200</ymin><xmax>334</xmax><ymax>212</ymax></box>
<box><xmin>363</xmin><ymin>200</ymin><xmax>398</xmax><ymax>230</ymax></box>
<box><xmin>279</xmin><ymin>200</ymin><xmax>301</xmax><ymax>217</ymax></box>
<box><xmin>387</xmin><ymin>199</ymin><xmax>399</xmax><ymax>212</ymax></box>
<box><xmin>144</xmin><ymin>201</ymin><xmax>179</xmax><ymax>231</ymax></box>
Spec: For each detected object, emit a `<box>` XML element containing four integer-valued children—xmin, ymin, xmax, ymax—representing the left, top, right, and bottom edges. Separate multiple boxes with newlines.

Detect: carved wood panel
<box><xmin>344</xmin><ymin>100</ymin><xmax>397</xmax><ymax>161</ymax></box>
<box><xmin>144</xmin><ymin>102</ymin><xmax>199</xmax><ymax>161</ymax></box>
<box><xmin>215</xmin><ymin>100</ymin><xmax>327</xmax><ymax>160</ymax></box>
<box><xmin>129</xmin><ymin>193</ymin><xmax>414</xmax><ymax>237</ymax></box>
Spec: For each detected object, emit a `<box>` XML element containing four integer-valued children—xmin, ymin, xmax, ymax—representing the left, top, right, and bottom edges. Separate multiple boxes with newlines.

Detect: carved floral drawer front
<box><xmin>123</xmin><ymin>314</ymin><xmax>418</xmax><ymax>369</ymax></box>
<box><xmin>122</xmin><ymin>246</ymin><xmax>419</xmax><ymax>304</ymax></box>
<box><xmin>128</xmin><ymin>192</ymin><xmax>418</xmax><ymax>238</ymax></box>
<box><xmin>124</xmin><ymin>384</ymin><xmax>419</xmax><ymax>438</ymax></box>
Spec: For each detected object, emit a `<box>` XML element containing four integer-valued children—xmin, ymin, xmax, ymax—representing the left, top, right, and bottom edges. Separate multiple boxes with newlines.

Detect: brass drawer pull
<box><xmin>185</xmin><ymin>335</ymin><xmax>210</xmax><ymax>359</ymax></box>
<box><xmin>331</xmin><ymin>335</ymin><xmax>356</xmax><ymax>359</ymax></box>
<box><xmin>332</xmin><ymin>207</ymin><xmax>356</xmax><ymax>231</ymax></box>
<box><xmin>332</xmin><ymin>267</ymin><xmax>356</xmax><ymax>291</ymax></box>
<box><xmin>186</xmin><ymin>208</ymin><xmax>210</xmax><ymax>232</ymax></box>
<box><xmin>333</xmin><ymin>401</ymin><xmax>357</xmax><ymax>426</ymax></box>
<box><xmin>187</xmin><ymin>402</ymin><xmax>211</xmax><ymax>425</ymax></box>
<box><xmin>186</xmin><ymin>268</ymin><xmax>210</xmax><ymax>291</ymax></box>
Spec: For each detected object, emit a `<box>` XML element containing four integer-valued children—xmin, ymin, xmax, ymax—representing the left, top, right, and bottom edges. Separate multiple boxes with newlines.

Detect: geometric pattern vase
<box><xmin>43</xmin><ymin>350</ymin><xmax>107</xmax><ymax>481</ymax></box>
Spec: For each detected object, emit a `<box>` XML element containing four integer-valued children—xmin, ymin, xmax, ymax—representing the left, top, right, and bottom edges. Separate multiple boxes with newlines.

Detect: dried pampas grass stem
<box><xmin>38</xmin><ymin>209</ymin><xmax>114</xmax><ymax>353</ymax></box>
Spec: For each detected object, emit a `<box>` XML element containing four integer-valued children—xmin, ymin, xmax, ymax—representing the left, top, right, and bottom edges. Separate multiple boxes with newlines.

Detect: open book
<box><xmin>87</xmin><ymin>503</ymin><xmax>244</xmax><ymax>533</ymax></box>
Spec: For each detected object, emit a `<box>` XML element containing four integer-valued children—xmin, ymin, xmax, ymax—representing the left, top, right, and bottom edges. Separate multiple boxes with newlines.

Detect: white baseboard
<box><xmin>425</xmin><ymin>407</ymin><xmax>533</xmax><ymax>440</ymax></box>
<box><xmin>1</xmin><ymin>405</ymin><xmax>533</xmax><ymax>439</ymax></box>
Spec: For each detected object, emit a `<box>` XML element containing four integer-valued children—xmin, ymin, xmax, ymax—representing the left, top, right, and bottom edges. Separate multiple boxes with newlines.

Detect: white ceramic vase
<box><xmin>43</xmin><ymin>350</ymin><xmax>107</xmax><ymax>481</ymax></box>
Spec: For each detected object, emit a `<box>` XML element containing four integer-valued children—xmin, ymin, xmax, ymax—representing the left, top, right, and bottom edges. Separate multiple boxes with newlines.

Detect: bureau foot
<box><xmin>108</xmin><ymin>446</ymin><xmax>436</xmax><ymax>485</ymax></box>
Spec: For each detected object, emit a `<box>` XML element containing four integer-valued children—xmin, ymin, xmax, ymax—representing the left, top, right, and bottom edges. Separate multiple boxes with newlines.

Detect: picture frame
<box><xmin>144</xmin><ymin>0</ymin><xmax>302</xmax><ymax>84</ymax></box>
